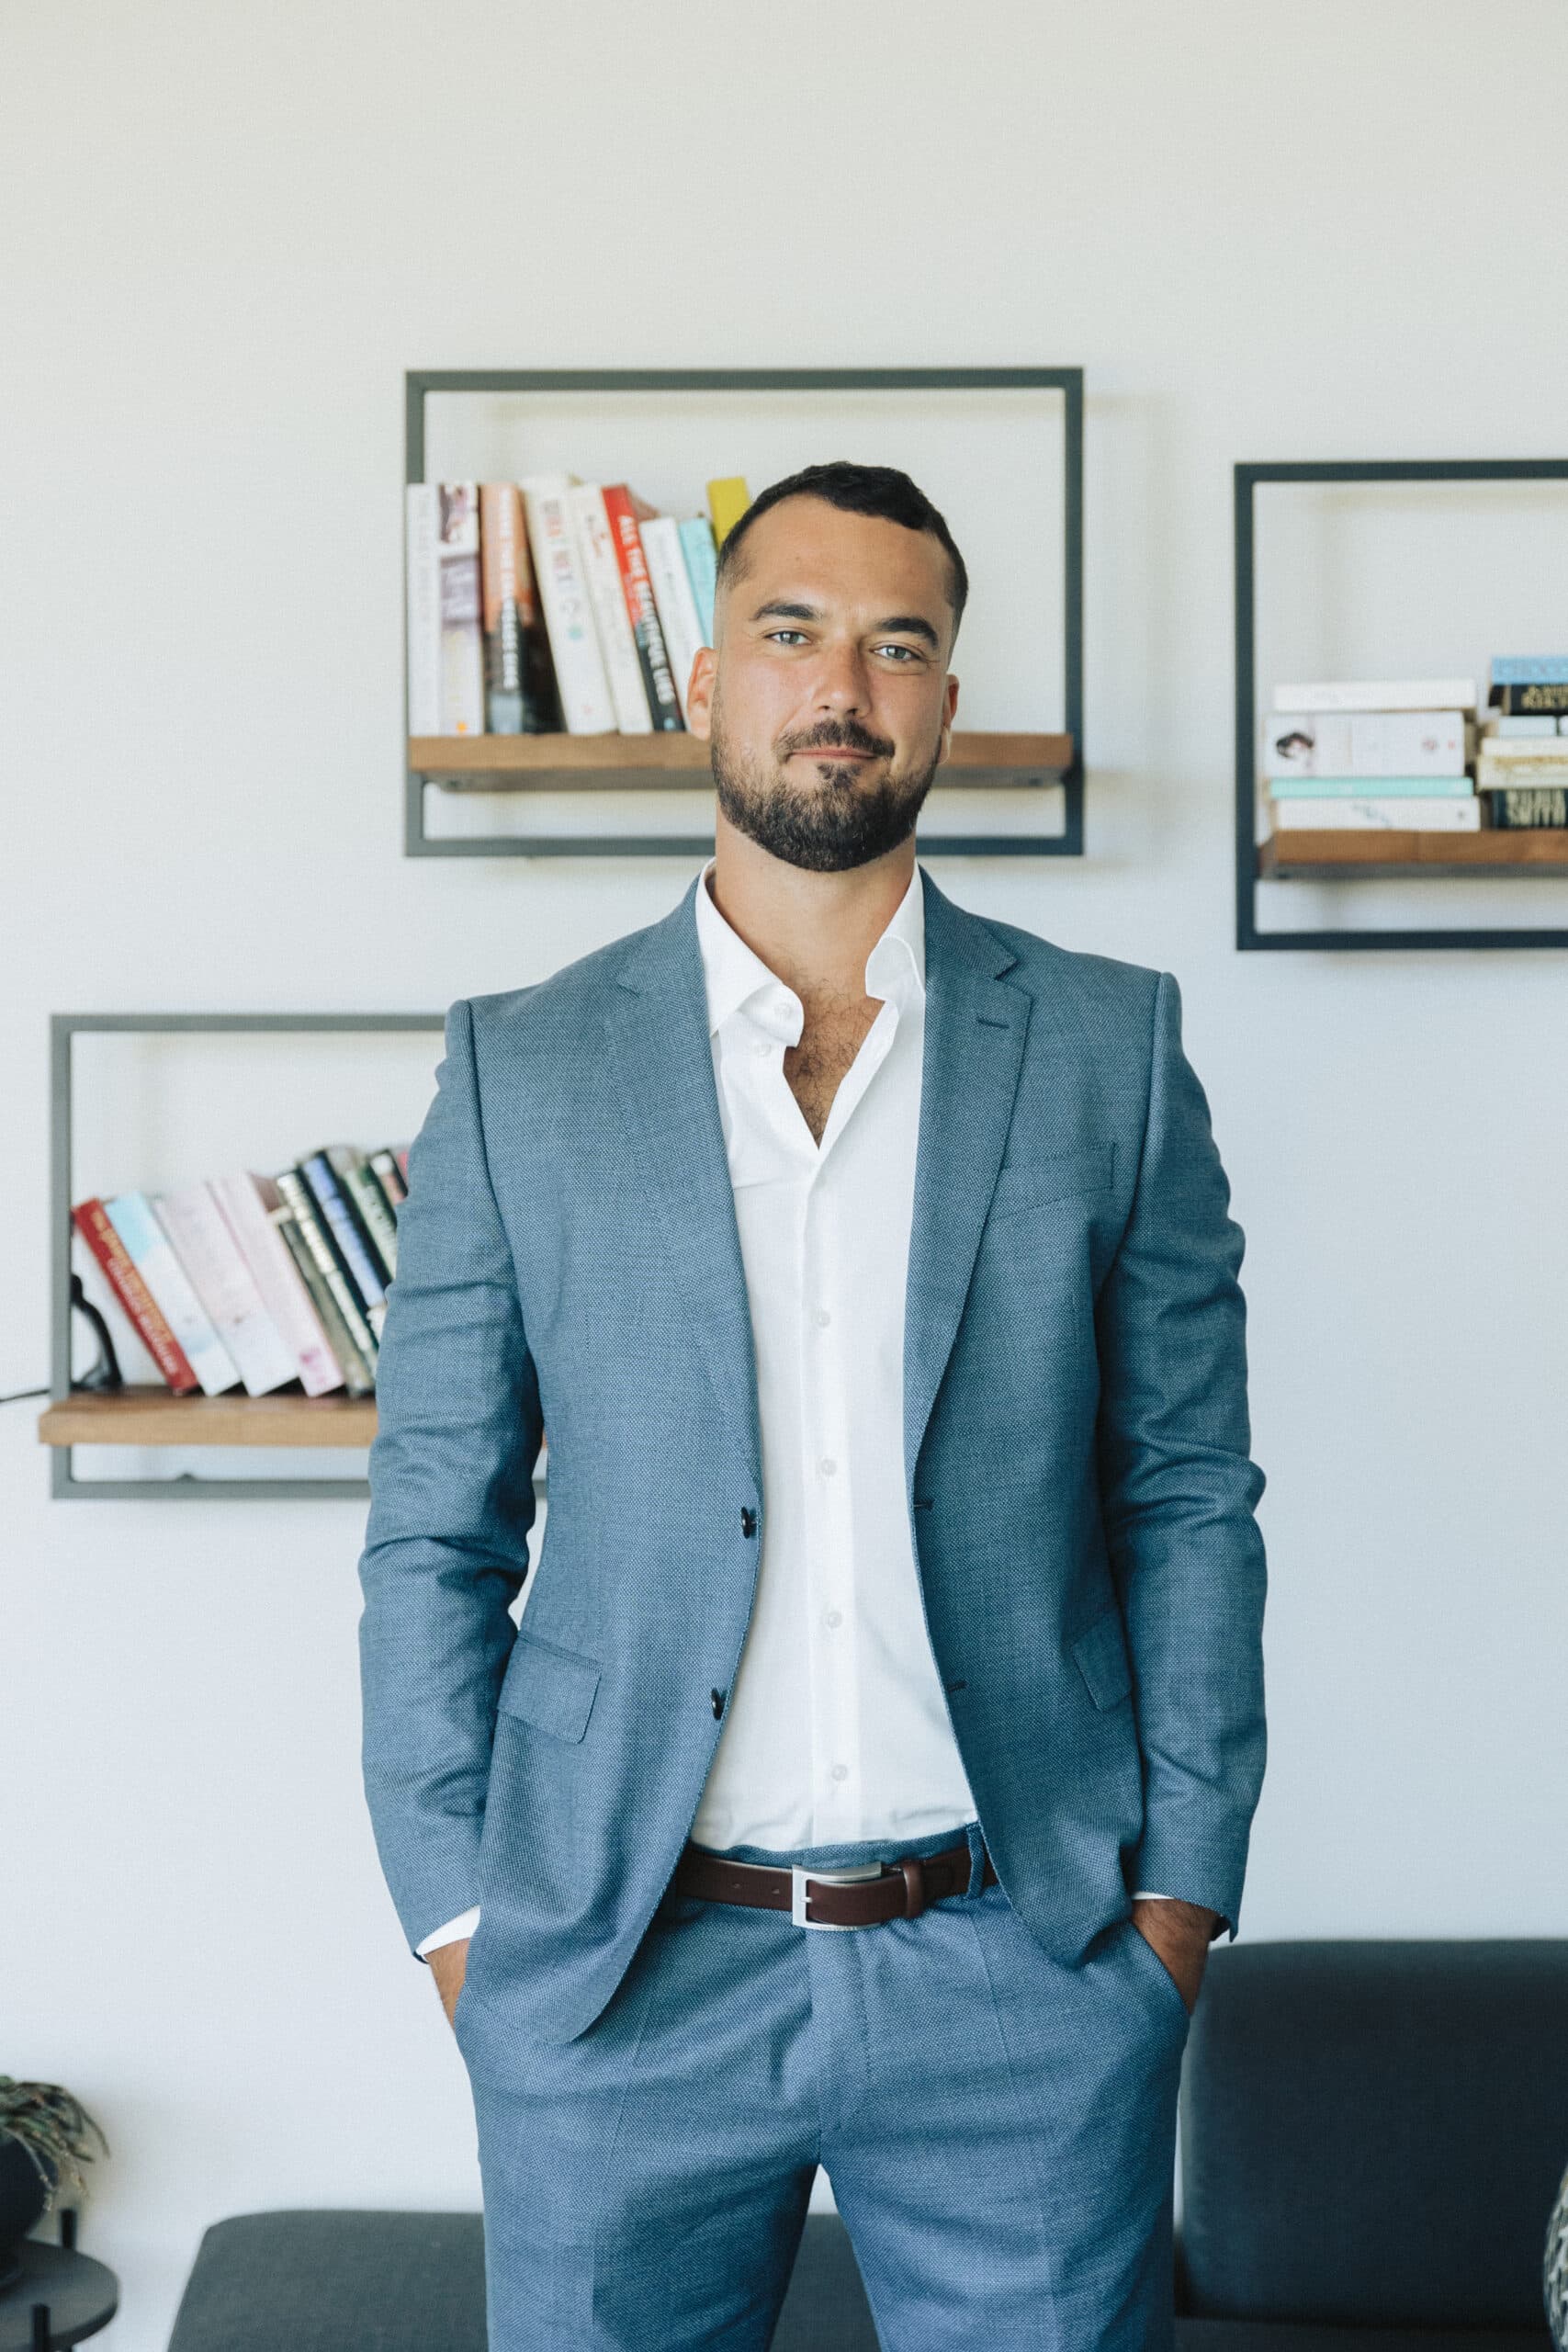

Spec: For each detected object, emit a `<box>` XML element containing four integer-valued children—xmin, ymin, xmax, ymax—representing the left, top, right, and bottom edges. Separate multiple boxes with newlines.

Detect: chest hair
<box><xmin>783</xmin><ymin>990</ymin><xmax>883</xmax><ymax>1146</ymax></box>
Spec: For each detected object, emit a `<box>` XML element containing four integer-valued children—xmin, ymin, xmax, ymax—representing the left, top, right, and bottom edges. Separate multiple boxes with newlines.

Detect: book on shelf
<box><xmin>274</xmin><ymin>1167</ymin><xmax>379</xmax><ymax>1379</ymax></box>
<box><xmin>151</xmin><ymin>1181</ymin><xmax>300</xmax><ymax>1396</ymax></box>
<box><xmin>299</xmin><ymin>1148</ymin><xmax>389</xmax><ymax>1338</ymax></box>
<box><xmin>71</xmin><ymin>1198</ymin><xmax>200</xmax><ymax>1394</ymax></box>
<box><xmin>274</xmin><ymin>1208</ymin><xmax>375</xmax><ymax>1396</ymax></box>
<box><xmin>1263</xmin><ymin>710</ymin><xmax>1470</xmax><ymax>779</ymax></box>
<box><xmin>209</xmin><ymin>1171</ymin><xmax>345</xmax><ymax>1396</ymax></box>
<box><xmin>519</xmin><ymin>474</ymin><xmax>617</xmax><ymax>735</ymax></box>
<box><xmin>408</xmin><ymin>471</ymin><xmax>737</xmax><ymax>745</ymax></box>
<box><xmin>1488</xmin><ymin>656</ymin><xmax>1568</xmax><ymax>715</ymax></box>
<box><xmin>602</xmin><ymin>483</ymin><xmax>684</xmax><ymax>733</ymax></box>
<box><xmin>1475</xmin><ymin>740</ymin><xmax>1568</xmax><ymax>788</ymax></box>
<box><xmin>101</xmin><ymin>1192</ymin><xmax>242</xmax><ymax>1395</ymax></box>
<box><xmin>1266</xmin><ymin>775</ymin><xmax>1475</xmax><ymax>800</ymax></box>
<box><xmin>1485</xmin><ymin>714</ymin><xmax>1563</xmax><ymax>738</ymax></box>
<box><xmin>1485</xmin><ymin>785</ymin><xmax>1568</xmax><ymax>829</ymax></box>
<box><xmin>569</xmin><ymin>482</ymin><xmax>658</xmax><ymax>735</ymax></box>
<box><xmin>640</xmin><ymin>514</ymin><xmax>706</xmax><ymax>728</ymax></box>
<box><xmin>479</xmin><ymin>482</ymin><xmax>560</xmax><ymax>734</ymax></box>
<box><xmin>1269</xmin><ymin>796</ymin><xmax>1482</xmax><ymax>831</ymax></box>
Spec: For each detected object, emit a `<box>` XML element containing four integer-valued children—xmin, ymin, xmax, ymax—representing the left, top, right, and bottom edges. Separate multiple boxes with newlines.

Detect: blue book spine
<box><xmin>1490</xmin><ymin>656</ymin><xmax>1568</xmax><ymax>684</ymax></box>
<box><xmin>302</xmin><ymin>1150</ymin><xmax>386</xmax><ymax>1313</ymax></box>
<box><xmin>1267</xmin><ymin>775</ymin><xmax>1476</xmax><ymax>799</ymax></box>
<box><xmin>679</xmin><ymin>515</ymin><xmax>717</xmax><ymax>648</ymax></box>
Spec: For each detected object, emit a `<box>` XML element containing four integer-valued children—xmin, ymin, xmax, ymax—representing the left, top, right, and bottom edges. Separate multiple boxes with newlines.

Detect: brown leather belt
<box><xmin>672</xmin><ymin>1835</ymin><xmax>997</xmax><ymax>1928</ymax></box>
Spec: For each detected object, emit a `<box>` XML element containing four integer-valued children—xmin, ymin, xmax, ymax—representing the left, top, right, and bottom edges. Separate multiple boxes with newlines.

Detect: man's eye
<box><xmin>876</xmin><ymin>644</ymin><xmax>919</xmax><ymax>662</ymax></box>
<box><xmin>766</xmin><ymin>629</ymin><xmax>809</xmax><ymax>646</ymax></box>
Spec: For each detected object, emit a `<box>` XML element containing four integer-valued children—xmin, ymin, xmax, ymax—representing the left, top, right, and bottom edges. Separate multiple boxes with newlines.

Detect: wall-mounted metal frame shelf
<box><xmin>405</xmin><ymin>366</ymin><xmax>1084</xmax><ymax>861</ymax></box>
<box><xmin>1236</xmin><ymin>457</ymin><xmax>1568</xmax><ymax>952</ymax></box>
<box><xmin>46</xmin><ymin>1011</ymin><xmax>442</xmax><ymax>1501</ymax></box>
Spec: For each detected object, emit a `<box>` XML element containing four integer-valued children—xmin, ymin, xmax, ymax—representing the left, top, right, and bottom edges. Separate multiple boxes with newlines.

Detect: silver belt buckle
<box><xmin>791</xmin><ymin>1860</ymin><xmax>886</xmax><ymax>1929</ymax></box>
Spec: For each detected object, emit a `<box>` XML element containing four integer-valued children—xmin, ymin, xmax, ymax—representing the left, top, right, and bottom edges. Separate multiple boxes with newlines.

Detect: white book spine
<box><xmin>520</xmin><ymin>475</ymin><xmax>615</xmax><ymax>733</ymax></box>
<box><xmin>1263</xmin><ymin>709</ymin><xmax>1470</xmax><ymax>779</ymax></box>
<box><xmin>103</xmin><ymin>1192</ymin><xmax>240</xmax><ymax>1395</ymax></box>
<box><xmin>639</xmin><ymin>516</ymin><xmax>705</xmax><ymax>727</ymax></box>
<box><xmin>437</xmin><ymin>484</ymin><xmax>485</xmax><ymax>735</ymax></box>
<box><xmin>404</xmin><ymin>486</ymin><xmax>442</xmax><ymax>735</ymax></box>
<box><xmin>1270</xmin><ymin>679</ymin><xmax>1477</xmax><ymax>714</ymax></box>
<box><xmin>152</xmin><ymin>1183</ymin><xmax>300</xmax><ymax>1396</ymax></box>
<box><xmin>1272</xmin><ymin>797</ymin><xmax>1482</xmax><ymax>831</ymax></box>
<box><xmin>569</xmin><ymin>484</ymin><xmax>654</xmax><ymax>733</ymax></box>
<box><xmin>209</xmin><ymin>1172</ymin><xmax>344</xmax><ymax>1396</ymax></box>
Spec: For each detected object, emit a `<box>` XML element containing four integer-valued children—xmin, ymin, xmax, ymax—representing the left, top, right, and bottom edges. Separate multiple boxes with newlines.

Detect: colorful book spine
<box><xmin>1489</xmin><ymin>656</ymin><xmax>1568</xmax><ymax>685</ymax></box>
<box><xmin>1266</xmin><ymin>775</ymin><xmax>1475</xmax><ymax>799</ymax></box>
<box><xmin>274</xmin><ymin>1207</ymin><xmax>375</xmax><ymax>1395</ymax></box>
<box><xmin>639</xmin><ymin>514</ymin><xmax>705</xmax><ymax>728</ymax></box>
<box><xmin>1485</xmin><ymin>785</ymin><xmax>1568</xmax><ymax>828</ymax></box>
<box><xmin>368</xmin><ymin>1148</ymin><xmax>407</xmax><ymax>1208</ymax></box>
<box><xmin>274</xmin><ymin>1170</ymin><xmax>378</xmax><ymax>1374</ymax></box>
<box><xmin>679</xmin><ymin>515</ymin><xmax>718</xmax><ymax>647</ymax></box>
<box><xmin>1490</xmin><ymin>681</ymin><xmax>1568</xmax><ymax>715</ymax></box>
<box><xmin>706</xmin><ymin>477</ymin><xmax>750</xmax><ymax>548</ymax></box>
<box><xmin>601</xmin><ymin>484</ymin><xmax>682</xmax><ymax>732</ymax></box>
<box><xmin>102</xmin><ymin>1191</ymin><xmax>241</xmax><ymax>1395</ymax></box>
<box><xmin>71</xmin><ymin>1197</ymin><xmax>199</xmax><ymax>1393</ymax></box>
<box><xmin>519</xmin><ymin>474</ymin><xmax>616</xmax><ymax>734</ymax></box>
<box><xmin>331</xmin><ymin>1146</ymin><xmax>399</xmax><ymax>1283</ymax></box>
<box><xmin>208</xmin><ymin>1171</ymin><xmax>344</xmax><ymax>1396</ymax></box>
<box><xmin>569</xmin><ymin>483</ymin><xmax>656</xmax><ymax>733</ymax></box>
<box><xmin>151</xmin><ymin>1182</ymin><xmax>299</xmax><ymax>1396</ymax></box>
<box><xmin>479</xmin><ymin>482</ymin><xmax>559</xmax><ymax>735</ymax></box>
<box><xmin>437</xmin><ymin>483</ymin><xmax>485</xmax><ymax>735</ymax></box>
<box><xmin>404</xmin><ymin>486</ymin><xmax>442</xmax><ymax>735</ymax></box>
<box><xmin>299</xmin><ymin>1149</ymin><xmax>388</xmax><ymax>1334</ymax></box>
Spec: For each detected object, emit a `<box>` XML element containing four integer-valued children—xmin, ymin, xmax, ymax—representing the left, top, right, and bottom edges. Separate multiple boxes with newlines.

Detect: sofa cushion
<box><xmin>1179</xmin><ymin>1941</ymin><xmax>1568</xmax><ymax>2330</ymax></box>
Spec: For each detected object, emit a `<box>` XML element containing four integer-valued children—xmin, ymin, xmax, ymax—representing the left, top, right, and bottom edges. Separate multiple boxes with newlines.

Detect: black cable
<box><xmin>0</xmin><ymin>1385</ymin><xmax>50</xmax><ymax>1404</ymax></box>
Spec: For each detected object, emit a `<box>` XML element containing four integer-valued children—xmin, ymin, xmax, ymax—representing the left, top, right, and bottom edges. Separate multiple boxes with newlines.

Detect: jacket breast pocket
<box><xmin>987</xmin><ymin>1138</ymin><xmax>1115</xmax><ymax>1225</ymax></box>
<box><xmin>497</xmin><ymin>1632</ymin><xmax>603</xmax><ymax>1744</ymax></box>
<box><xmin>1070</xmin><ymin>1604</ymin><xmax>1134</xmax><ymax>1710</ymax></box>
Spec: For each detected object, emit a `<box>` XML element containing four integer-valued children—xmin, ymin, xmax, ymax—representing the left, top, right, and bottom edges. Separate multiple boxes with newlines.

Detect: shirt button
<box><xmin>814</xmin><ymin>1308</ymin><xmax>831</xmax><ymax>1328</ymax></box>
<box><xmin>830</xmin><ymin>1763</ymin><xmax>849</xmax><ymax>1782</ymax></box>
<box><xmin>818</xmin><ymin>1457</ymin><xmax>837</xmax><ymax>1477</ymax></box>
<box><xmin>825</xmin><ymin>1610</ymin><xmax>843</xmax><ymax>1629</ymax></box>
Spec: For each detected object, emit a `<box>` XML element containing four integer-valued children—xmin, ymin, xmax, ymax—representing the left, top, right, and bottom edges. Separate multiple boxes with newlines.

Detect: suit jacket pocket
<box><xmin>1070</xmin><ymin>1604</ymin><xmax>1134</xmax><ymax>1710</ymax></box>
<box><xmin>497</xmin><ymin>1632</ymin><xmax>603</xmax><ymax>1744</ymax></box>
<box><xmin>987</xmin><ymin>1138</ymin><xmax>1115</xmax><ymax>1224</ymax></box>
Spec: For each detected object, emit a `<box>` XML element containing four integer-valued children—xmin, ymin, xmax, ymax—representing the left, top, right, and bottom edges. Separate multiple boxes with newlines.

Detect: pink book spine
<box><xmin>209</xmin><ymin>1172</ymin><xmax>345</xmax><ymax>1396</ymax></box>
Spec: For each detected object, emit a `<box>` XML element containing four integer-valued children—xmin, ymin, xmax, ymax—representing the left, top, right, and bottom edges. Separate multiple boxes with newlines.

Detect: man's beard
<box><xmin>709</xmin><ymin>707</ymin><xmax>941</xmax><ymax>874</ymax></box>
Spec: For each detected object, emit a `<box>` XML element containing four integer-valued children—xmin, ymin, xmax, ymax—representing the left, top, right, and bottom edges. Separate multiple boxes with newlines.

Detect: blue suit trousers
<box><xmin>452</xmin><ymin>1819</ymin><xmax>1190</xmax><ymax>2348</ymax></box>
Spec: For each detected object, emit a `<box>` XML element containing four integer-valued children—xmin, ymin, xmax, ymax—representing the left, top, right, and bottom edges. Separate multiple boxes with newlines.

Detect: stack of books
<box><xmin>72</xmin><ymin>1141</ymin><xmax>409</xmax><ymax>1401</ymax></box>
<box><xmin>1477</xmin><ymin>657</ymin><xmax>1568</xmax><ymax>829</ymax></box>
<box><xmin>407</xmin><ymin>473</ymin><xmax>750</xmax><ymax>740</ymax></box>
<box><xmin>1261</xmin><ymin>679</ymin><xmax>1481</xmax><ymax>833</ymax></box>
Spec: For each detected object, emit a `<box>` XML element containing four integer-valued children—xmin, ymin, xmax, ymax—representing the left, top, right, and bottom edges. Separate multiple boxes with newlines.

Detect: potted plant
<box><xmin>0</xmin><ymin>2078</ymin><xmax>109</xmax><ymax>2289</ymax></box>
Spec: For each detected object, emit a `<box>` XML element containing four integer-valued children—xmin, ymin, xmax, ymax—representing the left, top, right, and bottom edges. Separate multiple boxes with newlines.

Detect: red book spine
<box><xmin>601</xmin><ymin>482</ymin><xmax>683</xmax><ymax>731</ymax></box>
<box><xmin>72</xmin><ymin>1197</ymin><xmax>200</xmax><ymax>1393</ymax></box>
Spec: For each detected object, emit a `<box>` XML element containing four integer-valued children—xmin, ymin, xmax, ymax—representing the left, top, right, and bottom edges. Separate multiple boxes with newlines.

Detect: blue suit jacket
<box><xmin>357</xmin><ymin>869</ymin><xmax>1267</xmax><ymax>2044</ymax></box>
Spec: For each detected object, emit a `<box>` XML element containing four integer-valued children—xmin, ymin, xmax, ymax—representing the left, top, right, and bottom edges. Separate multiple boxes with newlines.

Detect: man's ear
<box><xmin>939</xmin><ymin>671</ymin><xmax>959</xmax><ymax>763</ymax></box>
<box><xmin>685</xmin><ymin>645</ymin><xmax>716</xmax><ymax>742</ymax></box>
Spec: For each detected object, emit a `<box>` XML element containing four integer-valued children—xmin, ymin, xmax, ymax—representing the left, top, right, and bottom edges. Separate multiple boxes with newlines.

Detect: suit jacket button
<box><xmin>711</xmin><ymin>1687</ymin><xmax>727</xmax><ymax>1718</ymax></box>
<box><xmin>740</xmin><ymin>1507</ymin><xmax>757</xmax><ymax>1538</ymax></box>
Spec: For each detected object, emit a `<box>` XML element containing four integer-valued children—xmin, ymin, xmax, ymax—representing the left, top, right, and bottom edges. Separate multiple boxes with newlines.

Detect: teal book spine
<box><xmin>1267</xmin><ymin>775</ymin><xmax>1476</xmax><ymax>800</ymax></box>
<box><xmin>679</xmin><ymin>515</ymin><xmax>718</xmax><ymax>647</ymax></box>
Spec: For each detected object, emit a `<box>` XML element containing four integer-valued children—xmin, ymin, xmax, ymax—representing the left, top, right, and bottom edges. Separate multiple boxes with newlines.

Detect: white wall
<box><xmin>5</xmin><ymin>3</ymin><xmax>1567</xmax><ymax>2342</ymax></box>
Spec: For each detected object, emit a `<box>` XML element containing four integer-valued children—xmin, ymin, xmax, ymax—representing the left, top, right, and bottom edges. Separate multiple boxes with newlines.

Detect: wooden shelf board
<box><xmin>39</xmin><ymin>1387</ymin><xmax>379</xmax><ymax>1449</ymax></box>
<box><xmin>411</xmin><ymin>731</ymin><xmax>1074</xmax><ymax>790</ymax></box>
<box><xmin>1259</xmin><ymin>829</ymin><xmax>1568</xmax><ymax>879</ymax></box>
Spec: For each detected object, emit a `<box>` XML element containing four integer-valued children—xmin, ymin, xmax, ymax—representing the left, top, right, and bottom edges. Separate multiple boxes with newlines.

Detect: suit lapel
<box><xmin>903</xmin><ymin>872</ymin><xmax>1031</xmax><ymax>1485</ymax></box>
<box><xmin>603</xmin><ymin>881</ymin><xmax>763</xmax><ymax>1493</ymax></box>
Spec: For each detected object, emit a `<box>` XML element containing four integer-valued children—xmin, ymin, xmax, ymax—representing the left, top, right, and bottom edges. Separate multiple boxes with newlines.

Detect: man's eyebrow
<box><xmin>748</xmin><ymin>598</ymin><xmax>942</xmax><ymax>650</ymax></box>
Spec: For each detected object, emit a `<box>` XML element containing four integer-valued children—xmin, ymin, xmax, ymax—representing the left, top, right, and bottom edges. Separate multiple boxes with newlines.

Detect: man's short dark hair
<box><xmin>713</xmin><ymin>460</ymin><xmax>968</xmax><ymax>650</ymax></box>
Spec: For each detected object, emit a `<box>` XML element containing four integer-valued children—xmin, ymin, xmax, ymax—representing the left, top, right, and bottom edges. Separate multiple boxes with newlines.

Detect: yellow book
<box><xmin>706</xmin><ymin>477</ymin><xmax>750</xmax><ymax>548</ymax></box>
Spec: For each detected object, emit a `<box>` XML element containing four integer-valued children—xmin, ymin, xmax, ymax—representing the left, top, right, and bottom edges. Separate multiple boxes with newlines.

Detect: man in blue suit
<box><xmin>359</xmin><ymin>460</ymin><xmax>1268</xmax><ymax>2348</ymax></box>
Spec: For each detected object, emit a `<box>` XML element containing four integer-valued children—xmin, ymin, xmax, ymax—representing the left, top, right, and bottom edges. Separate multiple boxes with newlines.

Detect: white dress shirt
<box><xmin>415</xmin><ymin>863</ymin><xmax>1172</xmax><ymax>1955</ymax></box>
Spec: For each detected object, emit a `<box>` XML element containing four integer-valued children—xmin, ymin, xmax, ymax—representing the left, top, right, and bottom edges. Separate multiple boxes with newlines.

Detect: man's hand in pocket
<box><xmin>1130</xmin><ymin>1897</ymin><xmax>1218</xmax><ymax>2017</ymax></box>
<box><xmin>428</xmin><ymin>1938</ymin><xmax>470</xmax><ymax>2030</ymax></box>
